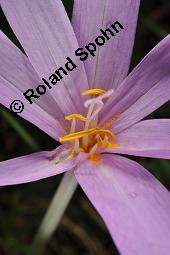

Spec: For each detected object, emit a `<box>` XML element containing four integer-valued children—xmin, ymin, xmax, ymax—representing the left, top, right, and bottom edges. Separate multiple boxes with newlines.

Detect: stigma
<box><xmin>59</xmin><ymin>88</ymin><xmax>119</xmax><ymax>163</ymax></box>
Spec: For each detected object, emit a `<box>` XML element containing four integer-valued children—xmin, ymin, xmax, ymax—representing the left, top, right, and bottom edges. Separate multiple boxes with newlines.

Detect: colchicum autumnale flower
<box><xmin>0</xmin><ymin>1</ymin><xmax>170</xmax><ymax>254</ymax></box>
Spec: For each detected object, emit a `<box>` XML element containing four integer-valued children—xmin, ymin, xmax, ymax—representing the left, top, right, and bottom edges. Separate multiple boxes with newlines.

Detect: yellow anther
<box><xmin>96</xmin><ymin>135</ymin><xmax>103</xmax><ymax>143</ymax></box>
<box><xmin>98</xmin><ymin>141</ymin><xmax>118</xmax><ymax>149</ymax></box>
<box><xmin>59</xmin><ymin>127</ymin><xmax>115</xmax><ymax>143</ymax></box>
<box><xmin>65</xmin><ymin>114</ymin><xmax>87</xmax><ymax>122</ymax></box>
<box><xmin>94</xmin><ymin>128</ymin><xmax>116</xmax><ymax>139</ymax></box>
<box><xmin>59</xmin><ymin>128</ymin><xmax>97</xmax><ymax>142</ymax></box>
<box><xmin>82</xmin><ymin>89</ymin><xmax>106</xmax><ymax>96</ymax></box>
<box><xmin>96</xmin><ymin>134</ymin><xmax>118</xmax><ymax>149</ymax></box>
<box><xmin>105</xmin><ymin>142</ymin><xmax>119</xmax><ymax>148</ymax></box>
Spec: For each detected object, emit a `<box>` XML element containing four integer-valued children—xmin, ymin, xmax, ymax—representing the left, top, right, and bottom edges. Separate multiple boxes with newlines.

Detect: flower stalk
<box><xmin>29</xmin><ymin>171</ymin><xmax>78</xmax><ymax>255</ymax></box>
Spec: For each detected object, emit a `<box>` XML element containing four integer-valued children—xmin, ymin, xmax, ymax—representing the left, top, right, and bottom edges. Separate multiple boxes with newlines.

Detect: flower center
<box><xmin>59</xmin><ymin>88</ymin><xmax>119</xmax><ymax>162</ymax></box>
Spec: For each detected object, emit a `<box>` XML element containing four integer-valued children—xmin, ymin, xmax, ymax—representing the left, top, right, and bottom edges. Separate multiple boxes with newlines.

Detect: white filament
<box><xmin>82</xmin><ymin>89</ymin><xmax>114</xmax><ymax>149</ymax></box>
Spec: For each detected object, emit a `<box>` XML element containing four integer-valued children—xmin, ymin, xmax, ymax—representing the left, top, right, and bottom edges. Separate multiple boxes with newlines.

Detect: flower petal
<box><xmin>0</xmin><ymin>147</ymin><xmax>76</xmax><ymax>186</ymax></box>
<box><xmin>0</xmin><ymin>0</ymin><xmax>88</xmax><ymax>115</ymax></box>
<box><xmin>72</xmin><ymin>0</ymin><xmax>140</xmax><ymax>90</ymax></box>
<box><xmin>0</xmin><ymin>31</ymin><xmax>64</xmax><ymax>139</ymax></box>
<box><xmin>75</xmin><ymin>155</ymin><xmax>170</xmax><ymax>255</ymax></box>
<box><xmin>107</xmin><ymin>119</ymin><xmax>170</xmax><ymax>159</ymax></box>
<box><xmin>101</xmin><ymin>34</ymin><xmax>170</xmax><ymax>132</ymax></box>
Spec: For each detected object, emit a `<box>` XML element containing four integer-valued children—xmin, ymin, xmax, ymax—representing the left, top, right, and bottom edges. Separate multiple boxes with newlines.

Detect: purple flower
<box><xmin>0</xmin><ymin>0</ymin><xmax>170</xmax><ymax>254</ymax></box>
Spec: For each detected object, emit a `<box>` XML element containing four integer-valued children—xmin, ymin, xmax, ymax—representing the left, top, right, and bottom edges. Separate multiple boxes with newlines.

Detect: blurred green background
<box><xmin>0</xmin><ymin>0</ymin><xmax>170</xmax><ymax>254</ymax></box>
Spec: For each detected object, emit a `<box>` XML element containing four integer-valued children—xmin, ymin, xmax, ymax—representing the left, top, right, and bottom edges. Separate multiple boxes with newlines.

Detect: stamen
<box><xmin>65</xmin><ymin>114</ymin><xmax>87</xmax><ymax>122</ymax></box>
<box><xmin>59</xmin><ymin>128</ymin><xmax>115</xmax><ymax>143</ymax></box>
<box><xmin>97</xmin><ymin>140</ymin><xmax>119</xmax><ymax>149</ymax></box>
<box><xmin>70</xmin><ymin>118</ymin><xmax>76</xmax><ymax>134</ymax></box>
<box><xmin>82</xmin><ymin>89</ymin><xmax>106</xmax><ymax>96</ymax></box>
<box><xmin>83</xmin><ymin>98</ymin><xmax>101</xmax><ymax>147</ymax></box>
<box><xmin>65</xmin><ymin>114</ymin><xmax>86</xmax><ymax>146</ymax></box>
<box><xmin>89</xmin><ymin>143</ymin><xmax>98</xmax><ymax>155</ymax></box>
<box><xmin>74</xmin><ymin>139</ymin><xmax>80</xmax><ymax>153</ymax></box>
<box><xmin>96</xmin><ymin>134</ymin><xmax>119</xmax><ymax>149</ymax></box>
<box><xmin>105</xmin><ymin>142</ymin><xmax>119</xmax><ymax>148</ymax></box>
<box><xmin>99</xmin><ymin>89</ymin><xmax>114</xmax><ymax>99</ymax></box>
<box><xmin>88</xmin><ymin>101</ymin><xmax>104</xmax><ymax>122</ymax></box>
<box><xmin>59</xmin><ymin>88</ymin><xmax>118</xmax><ymax>161</ymax></box>
<box><xmin>59</xmin><ymin>128</ymin><xmax>97</xmax><ymax>142</ymax></box>
<box><xmin>94</xmin><ymin>129</ymin><xmax>115</xmax><ymax>139</ymax></box>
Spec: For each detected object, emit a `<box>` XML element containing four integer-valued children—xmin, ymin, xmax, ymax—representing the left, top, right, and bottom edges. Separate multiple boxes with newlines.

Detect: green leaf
<box><xmin>1</xmin><ymin>109</ymin><xmax>40</xmax><ymax>151</ymax></box>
